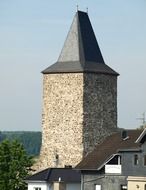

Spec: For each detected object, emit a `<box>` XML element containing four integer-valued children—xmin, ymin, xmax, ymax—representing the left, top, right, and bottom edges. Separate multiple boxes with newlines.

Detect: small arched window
<box><xmin>134</xmin><ymin>155</ymin><xmax>138</xmax><ymax>165</ymax></box>
<box><xmin>144</xmin><ymin>155</ymin><xmax>146</xmax><ymax>165</ymax></box>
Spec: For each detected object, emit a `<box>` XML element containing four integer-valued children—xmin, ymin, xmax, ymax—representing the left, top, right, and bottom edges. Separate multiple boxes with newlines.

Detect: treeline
<box><xmin>0</xmin><ymin>131</ymin><xmax>42</xmax><ymax>156</ymax></box>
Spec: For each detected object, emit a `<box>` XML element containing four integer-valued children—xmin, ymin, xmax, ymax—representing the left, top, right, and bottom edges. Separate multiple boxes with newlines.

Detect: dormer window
<box><xmin>108</xmin><ymin>155</ymin><xmax>121</xmax><ymax>165</ymax></box>
<box><xmin>105</xmin><ymin>155</ymin><xmax>122</xmax><ymax>174</ymax></box>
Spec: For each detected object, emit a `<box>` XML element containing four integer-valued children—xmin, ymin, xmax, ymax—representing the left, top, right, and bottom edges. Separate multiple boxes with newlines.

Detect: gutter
<box><xmin>25</xmin><ymin>180</ymin><xmax>47</xmax><ymax>183</ymax></box>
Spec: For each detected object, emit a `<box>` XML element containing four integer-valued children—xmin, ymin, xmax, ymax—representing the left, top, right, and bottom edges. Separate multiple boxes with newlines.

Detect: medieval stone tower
<box><xmin>37</xmin><ymin>11</ymin><xmax>119</xmax><ymax>171</ymax></box>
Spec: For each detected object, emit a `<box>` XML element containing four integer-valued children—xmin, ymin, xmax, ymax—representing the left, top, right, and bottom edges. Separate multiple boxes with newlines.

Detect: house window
<box><xmin>144</xmin><ymin>155</ymin><xmax>146</xmax><ymax>165</ymax></box>
<box><xmin>108</xmin><ymin>155</ymin><xmax>121</xmax><ymax>165</ymax></box>
<box><xmin>134</xmin><ymin>154</ymin><xmax>139</xmax><ymax>165</ymax></box>
<box><xmin>95</xmin><ymin>184</ymin><xmax>101</xmax><ymax>190</ymax></box>
<box><xmin>121</xmin><ymin>185</ymin><xmax>127</xmax><ymax>190</ymax></box>
<box><xmin>34</xmin><ymin>188</ymin><xmax>41</xmax><ymax>190</ymax></box>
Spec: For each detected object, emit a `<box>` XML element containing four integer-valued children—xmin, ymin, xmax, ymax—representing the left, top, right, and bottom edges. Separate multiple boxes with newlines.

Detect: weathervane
<box><xmin>76</xmin><ymin>5</ymin><xmax>79</xmax><ymax>12</ymax></box>
<box><xmin>86</xmin><ymin>7</ymin><xmax>88</xmax><ymax>14</ymax></box>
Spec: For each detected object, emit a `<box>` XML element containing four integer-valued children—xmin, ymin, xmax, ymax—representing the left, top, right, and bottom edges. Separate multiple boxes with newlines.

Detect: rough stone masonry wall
<box><xmin>35</xmin><ymin>73</ymin><xmax>117</xmax><ymax>172</ymax></box>
<box><xmin>37</xmin><ymin>73</ymin><xmax>84</xmax><ymax>171</ymax></box>
<box><xmin>83</xmin><ymin>73</ymin><xmax>117</xmax><ymax>155</ymax></box>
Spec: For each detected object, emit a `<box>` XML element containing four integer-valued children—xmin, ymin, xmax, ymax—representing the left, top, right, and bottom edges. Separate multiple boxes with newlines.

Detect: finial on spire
<box><xmin>86</xmin><ymin>7</ymin><xmax>88</xmax><ymax>14</ymax></box>
<box><xmin>76</xmin><ymin>5</ymin><xmax>79</xmax><ymax>12</ymax></box>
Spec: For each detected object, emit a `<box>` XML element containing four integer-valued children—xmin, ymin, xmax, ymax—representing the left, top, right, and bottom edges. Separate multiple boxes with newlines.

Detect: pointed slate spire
<box><xmin>43</xmin><ymin>11</ymin><xmax>118</xmax><ymax>75</ymax></box>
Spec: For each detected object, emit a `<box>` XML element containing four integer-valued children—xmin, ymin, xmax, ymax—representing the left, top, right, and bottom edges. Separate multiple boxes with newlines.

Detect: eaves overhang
<box><xmin>118</xmin><ymin>148</ymin><xmax>141</xmax><ymax>152</ymax></box>
<box><xmin>25</xmin><ymin>180</ymin><xmax>47</xmax><ymax>183</ymax></box>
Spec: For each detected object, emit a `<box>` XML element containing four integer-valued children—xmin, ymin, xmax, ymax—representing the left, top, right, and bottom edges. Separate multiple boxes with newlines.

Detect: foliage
<box><xmin>0</xmin><ymin>140</ymin><xmax>33</xmax><ymax>190</ymax></box>
<box><xmin>0</xmin><ymin>131</ymin><xmax>42</xmax><ymax>156</ymax></box>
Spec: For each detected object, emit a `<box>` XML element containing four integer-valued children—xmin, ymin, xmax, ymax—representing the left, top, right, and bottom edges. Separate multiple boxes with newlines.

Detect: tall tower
<box><xmin>37</xmin><ymin>11</ymin><xmax>119</xmax><ymax>171</ymax></box>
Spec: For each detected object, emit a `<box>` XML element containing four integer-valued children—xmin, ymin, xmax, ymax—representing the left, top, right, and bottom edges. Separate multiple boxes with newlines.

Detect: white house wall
<box><xmin>28</xmin><ymin>182</ymin><xmax>51</xmax><ymax>190</ymax></box>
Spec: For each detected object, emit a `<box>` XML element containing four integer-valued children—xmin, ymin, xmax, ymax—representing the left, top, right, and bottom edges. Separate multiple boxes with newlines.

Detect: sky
<box><xmin>0</xmin><ymin>0</ymin><xmax>146</xmax><ymax>131</ymax></box>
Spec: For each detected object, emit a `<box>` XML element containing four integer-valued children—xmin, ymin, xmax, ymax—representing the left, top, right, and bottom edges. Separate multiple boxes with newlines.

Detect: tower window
<box><xmin>55</xmin><ymin>154</ymin><xmax>59</xmax><ymax>160</ymax></box>
<box><xmin>134</xmin><ymin>155</ymin><xmax>139</xmax><ymax>165</ymax></box>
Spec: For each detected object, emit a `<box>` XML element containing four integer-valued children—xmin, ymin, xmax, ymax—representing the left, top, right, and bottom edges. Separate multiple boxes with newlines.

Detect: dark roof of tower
<box><xmin>25</xmin><ymin>168</ymin><xmax>81</xmax><ymax>182</ymax></box>
<box><xmin>42</xmin><ymin>11</ymin><xmax>119</xmax><ymax>76</ymax></box>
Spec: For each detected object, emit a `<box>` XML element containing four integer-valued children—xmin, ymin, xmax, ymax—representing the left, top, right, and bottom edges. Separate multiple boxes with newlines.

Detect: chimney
<box><xmin>121</xmin><ymin>130</ymin><xmax>129</xmax><ymax>140</ymax></box>
<box><xmin>53</xmin><ymin>182</ymin><xmax>66</xmax><ymax>190</ymax></box>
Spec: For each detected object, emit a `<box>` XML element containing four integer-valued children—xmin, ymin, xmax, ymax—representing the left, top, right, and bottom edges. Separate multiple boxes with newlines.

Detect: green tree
<box><xmin>0</xmin><ymin>140</ymin><xmax>33</xmax><ymax>190</ymax></box>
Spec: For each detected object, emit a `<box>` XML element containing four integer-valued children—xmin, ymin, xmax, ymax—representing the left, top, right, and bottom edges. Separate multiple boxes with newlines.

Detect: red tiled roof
<box><xmin>76</xmin><ymin>130</ymin><xmax>142</xmax><ymax>170</ymax></box>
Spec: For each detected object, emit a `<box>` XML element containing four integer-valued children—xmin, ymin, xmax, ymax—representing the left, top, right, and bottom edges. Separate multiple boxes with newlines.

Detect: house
<box><xmin>76</xmin><ymin>129</ymin><xmax>146</xmax><ymax>190</ymax></box>
<box><xmin>26</xmin><ymin>168</ymin><xmax>81</xmax><ymax>190</ymax></box>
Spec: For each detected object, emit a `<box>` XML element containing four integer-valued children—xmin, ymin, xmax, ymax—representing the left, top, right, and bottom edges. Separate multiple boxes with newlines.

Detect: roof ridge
<box><xmin>45</xmin><ymin>168</ymin><xmax>52</xmax><ymax>181</ymax></box>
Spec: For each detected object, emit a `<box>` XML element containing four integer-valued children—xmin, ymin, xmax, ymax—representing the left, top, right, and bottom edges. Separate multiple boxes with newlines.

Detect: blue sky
<box><xmin>0</xmin><ymin>0</ymin><xmax>146</xmax><ymax>131</ymax></box>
